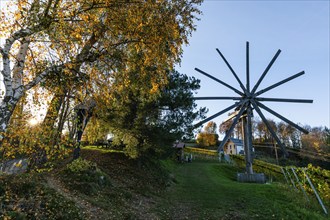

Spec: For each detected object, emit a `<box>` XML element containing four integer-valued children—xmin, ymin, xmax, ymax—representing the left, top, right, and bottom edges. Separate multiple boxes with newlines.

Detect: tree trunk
<box><xmin>0</xmin><ymin>91</ymin><xmax>23</xmax><ymax>138</ymax></box>
<box><xmin>39</xmin><ymin>95</ymin><xmax>60</xmax><ymax>148</ymax></box>
<box><xmin>54</xmin><ymin>93</ymin><xmax>71</xmax><ymax>146</ymax></box>
<box><xmin>42</xmin><ymin>93</ymin><xmax>64</xmax><ymax>129</ymax></box>
<box><xmin>72</xmin><ymin>99</ymin><xmax>96</xmax><ymax>159</ymax></box>
<box><xmin>0</xmin><ymin>104</ymin><xmax>13</xmax><ymax>136</ymax></box>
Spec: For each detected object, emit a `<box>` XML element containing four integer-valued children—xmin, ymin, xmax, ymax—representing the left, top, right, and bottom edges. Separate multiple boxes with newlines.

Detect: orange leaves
<box><xmin>197</xmin><ymin>122</ymin><xmax>219</xmax><ymax>147</ymax></box>
<box><xmin>196</xmin><ymin>132</ymin><xmax>219</xmax><ymax>148</ymax></box>
<box><xmin>150</xmin><ymin>82</ymin><xmax>159</xmax><ymax>95</ymax></box>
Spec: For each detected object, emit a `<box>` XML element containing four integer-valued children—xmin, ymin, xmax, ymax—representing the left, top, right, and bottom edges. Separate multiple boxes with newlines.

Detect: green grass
<box><xmin>156</xmin><ymin>159</ymin><xmax>328</xmax><ymax>220</ymax></box>
<box><xmin>1</xmin><ymin>149</ymin><xmax>328</xmax><ymax>219</ymax></box>
<box><xmin>82</xmin><ymin>145</ymin><xmax>124</xmax><ymax>153</ymax></box>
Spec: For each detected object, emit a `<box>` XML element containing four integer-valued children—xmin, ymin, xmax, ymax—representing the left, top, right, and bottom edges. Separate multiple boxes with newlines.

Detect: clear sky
<box><xmin>177</xmin><ymin>0</ymin><xmax>330</xmax><ymax>129</ymax></box>
<box><xmin>1</xmin><ymin>0</ymin><xmax>329</xmax><ymax>129</ymax></box>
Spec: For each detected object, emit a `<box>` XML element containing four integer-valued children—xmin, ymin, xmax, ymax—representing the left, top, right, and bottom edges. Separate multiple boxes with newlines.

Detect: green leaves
<box><xmin>93</xmin><ymin>69</ymin><xmax>206</xmax><ymax>159</ymax></box>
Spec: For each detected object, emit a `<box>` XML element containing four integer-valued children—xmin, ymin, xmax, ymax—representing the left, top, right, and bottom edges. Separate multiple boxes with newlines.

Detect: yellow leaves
<box><xmin>0</xmin><ymin>3</ymin><xmax>17</xmax><ymax>37</ymax></box>
<box><xmin>14</xmin><ymin>162</ymin><xmax>23</xmax><ymax>168</ymax></box>
<box><xmin>14</xmin><ymin>11</ymin><xmax>22</xmax><ymax>21</ymax></box>
<box><xmin>83</xmin><ymin>116</ymin><xmax>110</xmax><ymax>144</ymax></box>
<box><xmin>1</xmin><ymin>117</ymin><xmax>70</xmax><ymax>166</ymax></box>
<box><xmin>150</xmin><ymin>82</ymin><xmax>159</xmax><ymax>94</ymax></box>
<box><xmin>81</xmin><ymin>14</ymin><xmax>90</xmax><ymax>22</ymax></box>
<box><xmin>0</xmin><ymin>0</ymin><xmax>203</xmax><ymax>160</ymax></box>
<box><xmin>196</xmin><ymin>132</ymin><xmax>218</xmax><ymax>147</ymax></box>
<box><xmin>123</xmin><ymin>77</ymin><xmax>131</xmax><ymax>87</ymax></box>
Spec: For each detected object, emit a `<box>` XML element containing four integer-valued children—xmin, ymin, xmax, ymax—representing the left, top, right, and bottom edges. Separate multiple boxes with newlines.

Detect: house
<box><xmin>172</xmin><ymin>141</ymin><xmax>185</xmax><ymax>149</ymax></box>
<box><xmin>223</xmin><ymin>138</ymin><xmax>245</xmax><ymax>155</ymax></box>
<box><xmin>173</xmin><ymin>141</ymin><xmax>185</xmax><ymax>162</ymax></box>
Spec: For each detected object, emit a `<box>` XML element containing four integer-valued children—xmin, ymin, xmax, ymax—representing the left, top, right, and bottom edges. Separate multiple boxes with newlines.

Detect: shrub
<box><xmin>0</xmin><ymin>173</ymin><xmax>82</xmax><ymax>220</ymax></box>
<box><xmin>62</xmin><ymin>158</ymin><xmax>111</xmax><ymax>195</ymax></box>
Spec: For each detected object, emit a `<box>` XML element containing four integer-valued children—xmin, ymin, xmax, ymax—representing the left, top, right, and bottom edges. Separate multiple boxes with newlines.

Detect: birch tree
<box><xmin>0</xmin><ymin>0</ymin><xmax>203</xmax><ymax>144</ymax></box>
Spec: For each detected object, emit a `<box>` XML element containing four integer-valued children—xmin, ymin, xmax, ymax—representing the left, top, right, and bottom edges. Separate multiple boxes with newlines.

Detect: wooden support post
<box><xmin>273</xmin><ymin>139</ymin><xmax>279</xmax><ymax>165</ymax></box>
<box><xmin>286</xmin><ymin>167</ymin><xmax>298</xmax><ymax>190</ymax></box>
<box><xmin>291</xmin><ymin>167</ymin><xmax>309</xmax><ymax>201</ymax></box>
<box><xmin>281</xmin><ymin>167</ymin><xmax>289</xmax><ymax>185</ymax></box>
<box><xmin>242</xmin><ymin>106</ymin><xmax>253</xmax><ymax>174</ymax></box>
<box><xmin>303</xmin><ymin>169</ymin><xmax>328</xmax><ymax>215</ymax></box>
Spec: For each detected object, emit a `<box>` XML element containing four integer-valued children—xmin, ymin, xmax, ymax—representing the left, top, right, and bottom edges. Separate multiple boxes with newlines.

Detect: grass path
<box><xmin>155</xmin><ymin>159</ymin><xmax>327</xmax><ymax>220</ymax></box>
<box><xmin>45</xmin><ymin>175</ymin><xmax>104</xmax><ymax>219</ymax></box>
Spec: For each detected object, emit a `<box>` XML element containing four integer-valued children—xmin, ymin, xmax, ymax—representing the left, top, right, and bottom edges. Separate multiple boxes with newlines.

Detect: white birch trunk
<box><xmin>0</xmin><ymin>16</ymin><xmax>98</xmax><ymax>138</ymax></box>
<box><xmin>0</xmin><ymin>32</ymin><xmax>44</xmax><ymax>136</ymax></box>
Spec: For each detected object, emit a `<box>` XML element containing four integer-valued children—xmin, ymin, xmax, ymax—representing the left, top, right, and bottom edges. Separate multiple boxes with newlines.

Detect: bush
<box><xmin>0</xmin><ymin>173</ymin><xmax>82</xmax><ymax>219</ymax></box>
<box><xmin>196</xmin><ymin>132</ymin><xmax>219</xmax><ymax>148</ymax></box>
<box><xmin>62</xmin><ymin>158</ymin><xmax>111</xmax><ymax>195</ymax></box>
<box><xmin>66</xmin><ymin>158</ymin><xmax>96</xmax><ymax>173</ymax></box>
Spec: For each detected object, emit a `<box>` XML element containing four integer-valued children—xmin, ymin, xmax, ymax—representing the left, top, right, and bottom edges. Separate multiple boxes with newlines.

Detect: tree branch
<box><xmin>24</xmin><ymin>64</ymin><xmax>64</xmax><ymax>91</ymax></box>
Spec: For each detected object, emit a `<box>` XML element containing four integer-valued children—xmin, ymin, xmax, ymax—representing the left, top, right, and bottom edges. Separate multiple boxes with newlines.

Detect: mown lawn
<box><xmin>2</xmin><ymin>148</ymin><xmax>327</xmax><ymax>219</ymax></box>
<box><xmin>156</xmin><ymin>159</ymin><xmax>328</xmax><ymax>220</ymax></box>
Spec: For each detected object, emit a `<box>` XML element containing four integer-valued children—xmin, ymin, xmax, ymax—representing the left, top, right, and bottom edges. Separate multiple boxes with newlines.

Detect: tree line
<box><xmin>197</xmin><ymin>119</ymin><xmax>330</xmax><ymax>155</ymax></box>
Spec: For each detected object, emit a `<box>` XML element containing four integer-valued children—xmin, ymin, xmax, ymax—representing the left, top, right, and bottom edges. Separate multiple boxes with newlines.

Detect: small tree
<box><xmin>196</xmin><ymin>121</ymin><xmax>219</xmax><ymax>147</ymax></box>
<box><xmin>301</xmin><ymin>126</ymin><xmax>330</xmax><ymax>154</ymax></box>
<box><xmin>99</xmin><ymin>70</ymin><xmax>206</xmax><ymax>158</ymax></box>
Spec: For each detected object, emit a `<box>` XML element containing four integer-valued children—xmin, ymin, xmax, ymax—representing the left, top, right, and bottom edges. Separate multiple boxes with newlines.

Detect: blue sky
<box><xmin>0</xmin><ymin>0</ymin><xmax>329</xmax><ymax>128</ymax></box>
<box><xmin>177</xmin><ymin>0</ymin><xmax>329</xmax><ymax>128</ymax></box>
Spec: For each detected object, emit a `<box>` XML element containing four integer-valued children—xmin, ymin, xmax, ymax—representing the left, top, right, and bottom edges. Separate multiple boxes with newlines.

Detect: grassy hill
<box><xmin>0</xmin><ymin>148</ymin><xmax>328</xmax><ymax>219</ymax></box>
<box><xmin>156</xmin><ymin>160</ymin><xmax>327</xmax><ymax>219</ymax></box>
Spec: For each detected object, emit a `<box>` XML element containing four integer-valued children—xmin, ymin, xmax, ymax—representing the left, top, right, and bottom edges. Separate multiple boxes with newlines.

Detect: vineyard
<box><xmin>185</xmin><ymin>147</ymin><xmax>330</xmax><ymax>214</ymax></box>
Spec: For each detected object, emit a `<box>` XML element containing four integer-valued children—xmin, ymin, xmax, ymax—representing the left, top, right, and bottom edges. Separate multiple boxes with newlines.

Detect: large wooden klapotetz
<box><xmin>194</xmin><ymin>42</ymin><xmax>313</xmax><ymax>183</ymax></box>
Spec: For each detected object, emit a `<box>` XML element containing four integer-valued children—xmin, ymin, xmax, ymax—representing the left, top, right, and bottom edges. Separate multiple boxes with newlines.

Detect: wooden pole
<box><xmin>291</xmin><ymin>167</ymin><xmax>309</xmax><ymax>201</ymax></box>
<box><xmin>286</xmin><ymin>167</ymin><xmax>298</xmax><ymax>190</ymax></box>
<box><xmin>281</xmin><ymin>167</ymin><xmax>289</xmax><ymax>185</ymax></box>
<box><xmin>303</xmin><ymin>169</ymin><xmax>328</xmax><ymax>215</ymax></box>
<box><xmin>273</xmin><ymin>138</ymin><xmax>279</xmax><ymax>165</ymax></box>
<box><xmin>242</xmin><ymin>106</ymin><xmax>253</xmax><ymax>174</ymax></box>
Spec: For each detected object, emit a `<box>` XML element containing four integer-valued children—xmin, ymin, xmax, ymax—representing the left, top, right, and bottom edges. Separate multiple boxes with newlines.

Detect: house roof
<box><xmin>227</xmin><ymin>138</ymin><xmax>243</xmax><ymax>146</ymax></box>
<box><xmin>218</xmin><ymin>138</ymin><xmax>244</xmax><ymax>151</ymax></box>
<box><xmin>173</xmin><ymin>142</ymin><xmax>185</xmax><ymax>148</ymax></box>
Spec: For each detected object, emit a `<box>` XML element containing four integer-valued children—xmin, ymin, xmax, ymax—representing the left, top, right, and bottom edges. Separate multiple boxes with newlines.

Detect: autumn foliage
<box><xmin>0</xmin><ymin>0</ymin><xmax>204</xmax><ymax>163</ymax></box>
<box><xmin>196</xmin><ymin>121</ymin><xmax>219</xmax><ymax>147</ymax></box>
